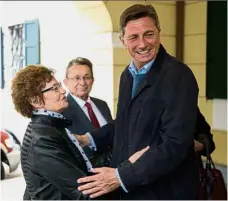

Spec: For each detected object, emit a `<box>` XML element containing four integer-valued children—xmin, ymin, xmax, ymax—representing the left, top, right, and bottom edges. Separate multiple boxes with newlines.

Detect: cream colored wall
<box><xmin>184</xmin><ymin>1</ymin><xmax>227</xmax><ymax>166</ymax></box>
<box><xmin>72</xmin><ymin>1</ymin><xmax>114</xmax><ymax>116</ymax></box>
<box><xmin>184</xmin><ymin>1</ymin><xmax>211</xmax><ymax>122</ymax></box>
<box><xmin>211</xmin><ymin>130</ymin><xmax>227</xmax><ymax>165</ymax></box>
<box><xmin>107</xmin><ymin>1</ymin><xmax>176</xmax><ymax>116</ymax></box>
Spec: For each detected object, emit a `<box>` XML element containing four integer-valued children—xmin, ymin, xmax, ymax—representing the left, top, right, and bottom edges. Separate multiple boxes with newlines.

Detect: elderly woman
<box><xmin>11</xmin><ymin>65</ymin><xmax>147</xmax><ymax>200</ymax></box>
<box><xmin>11</xmin><ymin>65</ymin><xmax>93</xmax><ymax>200</ymax></box>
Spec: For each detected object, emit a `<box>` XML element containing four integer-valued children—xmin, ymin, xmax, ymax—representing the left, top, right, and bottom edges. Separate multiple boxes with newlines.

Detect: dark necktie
<box><xmin>85</xmin><ymin>102</ymin><xmax>100</xmax><ymax>128</ymax></box>
<box><xmin>132</xmin><ymin>74</ymin><xmax>146</xmax><ymax>98</ymax></box>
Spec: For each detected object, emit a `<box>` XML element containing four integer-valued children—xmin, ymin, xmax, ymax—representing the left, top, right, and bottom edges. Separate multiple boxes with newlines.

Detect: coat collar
<box><xmin>31</xmin><ymin>113</ymin><xmax>88</xmax><ymax>172</ymax></box>
<box><xmin>135</xmin><ymin>44</ymin><xmax>166</xmax><ymax>97</ymax></box>
<box><xmin>121</xmin><ymin>44</ymin><xmax>167</xmax><ymax>105</ymax></box>
<box><xmin>31</xmin><ymin>114</ymin><xmax>72</xmax><ymax>129</ymax></box>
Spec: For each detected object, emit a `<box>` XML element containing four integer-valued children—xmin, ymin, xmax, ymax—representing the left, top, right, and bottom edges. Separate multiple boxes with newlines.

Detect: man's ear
<box><xmin>119</xmin><ymin>35</ymin><xmax>127</xmax><ymax>49</ymax></box>
<box><xmin>63</xmin><ymin>78</ymin><xmax>68</xmax><ymax>87</ymax></box>
<box><xmin>91</xmin><ymin>77</ymin><xmax>94</xmax><ymax>85</ymax></box>
<box><xmin>29</xmin><ymin>96</ymin><xmax>43</xmax><ymax>108</ymax></box>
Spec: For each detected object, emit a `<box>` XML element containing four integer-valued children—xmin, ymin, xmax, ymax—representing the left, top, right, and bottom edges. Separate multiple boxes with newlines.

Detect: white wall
<box><xmin>0</xmin><ymin>1</ymin><xmax>114</xmax><ymax>142</ymax></box>
<box><xmin>212</xmin><ymin>99</ymin><xmax>227</xmax><ymax>131</ymax></box>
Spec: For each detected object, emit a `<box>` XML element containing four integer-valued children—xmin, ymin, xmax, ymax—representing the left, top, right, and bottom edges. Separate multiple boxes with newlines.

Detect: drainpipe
<box><xmin>176</xmin><ymin>1</ymin><xmax>185</xmax><ymax>62</ymax></box>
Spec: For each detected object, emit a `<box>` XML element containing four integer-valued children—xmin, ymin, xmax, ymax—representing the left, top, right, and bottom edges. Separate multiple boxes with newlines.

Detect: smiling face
<box><xmin>64</xmin><ymin>64</ymin><xmax>94</xmax><ymax>101</ymax></box>
<box><xmin>39</xmin><ymin>78</ymin><xmax>69</xmax><ymax>112</ymax></box>
<box><xmin>120</xmin><ymin>16</ymin><xmax>160</xmax><ymax>70</ymax></box>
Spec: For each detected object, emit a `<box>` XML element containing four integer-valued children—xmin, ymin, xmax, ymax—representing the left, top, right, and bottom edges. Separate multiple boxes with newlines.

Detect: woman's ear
<box><xmin>29</xmin><ymin>96</ymin><xmax>44</xmax><ymax>108</ymax></box>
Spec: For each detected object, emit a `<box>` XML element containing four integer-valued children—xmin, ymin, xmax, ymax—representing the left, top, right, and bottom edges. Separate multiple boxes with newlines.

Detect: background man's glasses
<box><xmin>67</xmin><ymin>76</ymin><xmax>93</xmax><ymax>82</ymax></box>
<box><xmin>41</xmin><ymin>82</ymin><xmax>62</xmax><ymax>93</ymax></box>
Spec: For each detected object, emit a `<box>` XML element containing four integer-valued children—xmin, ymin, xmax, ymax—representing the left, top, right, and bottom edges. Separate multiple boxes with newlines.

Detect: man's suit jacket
<box><xmin>91</xmin><ymin>44</ymin><xmax>200</xmax><ymax>199</ymax></box>
<box><xmin>62</xmin><ymin>94</ymin><xmax>113</xmax><ymax>166</ymax></box>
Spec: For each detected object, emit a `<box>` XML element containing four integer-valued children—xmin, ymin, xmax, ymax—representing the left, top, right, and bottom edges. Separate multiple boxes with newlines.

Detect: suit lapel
<box><xmin>121</xmin><ymin>70</ymin><xmax>134</xmax><ymax>111</ymax></box>
<box><xmin>91</xmin><ymin>97</ymin><xmax>108</xmax><ymax>122</ymax></box>
<box><xmin>67</xmin><ymin>94</ymin><xmax>93</xmax><ymax>130</ymax></box>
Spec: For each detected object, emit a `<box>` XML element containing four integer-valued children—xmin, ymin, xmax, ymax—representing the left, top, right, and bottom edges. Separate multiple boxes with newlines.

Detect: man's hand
<box><xmin>194</xmin><ymin>140</ymin><xmax>205</xmax><ymax>152</ymax></box>
<box><xmin>73</xmin><ymin>134</ymin><xmax>91</xmax><ymax>147</ymax></box>
<box><xmin>77</xmin><ymin>167</ymin><xmax>120</xmax><ymax>198</ymax></box>
<box><xmin>128</xmin><ymin>146</ymin><xmax>149</xmax><ymax>163</ymax></box>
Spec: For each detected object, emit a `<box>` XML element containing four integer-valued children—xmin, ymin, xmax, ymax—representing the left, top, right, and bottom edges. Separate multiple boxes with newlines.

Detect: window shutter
<box><xmin>206</xmin><ymin>2</ymin><xmax>227</xmax><ymax>99</ymax></box>
<box><xmin>0</xmin><ymin>27</ymin><xmax>4</xmax><ymax>89</ymax></box>
<box><xmin>24</xmin><ymin>19</ymin><xmax>40</xmax><ymax>65</ymax></box>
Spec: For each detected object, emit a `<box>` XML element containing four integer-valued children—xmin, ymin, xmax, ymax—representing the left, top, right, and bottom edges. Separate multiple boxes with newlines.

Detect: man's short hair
<box><xmin>65</xmin><ymin>57</ymin><xmax>93</xmax><ymax>78</ymax></box>
<box><xmin>119</xmin><ymin>4</ymin><xmax>161</xmax><ymax>37</ymax></box>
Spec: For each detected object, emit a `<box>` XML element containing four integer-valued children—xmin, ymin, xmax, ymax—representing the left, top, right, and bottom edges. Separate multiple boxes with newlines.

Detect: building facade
<box><xmin>0</xmin><ymin>1</ymin><xmax>227</xmax><ymax>180</ymax></box>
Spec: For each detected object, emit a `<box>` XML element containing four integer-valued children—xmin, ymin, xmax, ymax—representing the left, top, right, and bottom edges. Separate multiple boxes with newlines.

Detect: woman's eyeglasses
<box><xmin>41</xmin><ymin>82</ymin><xmax>62</xmax><ymax>93</ymax></box>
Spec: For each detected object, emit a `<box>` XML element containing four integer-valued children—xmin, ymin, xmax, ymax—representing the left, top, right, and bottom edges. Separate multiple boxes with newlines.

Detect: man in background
<box><xmin>62</xmin><ymin>57</ymin><xmax>113</xmax><ymax>167</ymax></box>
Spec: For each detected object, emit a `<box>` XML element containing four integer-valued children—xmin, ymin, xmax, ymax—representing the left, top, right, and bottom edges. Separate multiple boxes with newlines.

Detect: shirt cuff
<box><xmin>86</xmin><ymin>132</ymin><xmax>97</xmax><ymax>151</ymax></box>
<box><xmin>116</xmin><ymin>168</ymin><xmax>128</xmax><ymax>193</ymax></box>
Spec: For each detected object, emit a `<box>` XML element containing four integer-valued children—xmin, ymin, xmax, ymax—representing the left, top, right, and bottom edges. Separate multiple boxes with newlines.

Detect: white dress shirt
<box><xmin>70</xmin><ymin>94</ymin><xmax>107</xmax><ymax>127</ymax></box>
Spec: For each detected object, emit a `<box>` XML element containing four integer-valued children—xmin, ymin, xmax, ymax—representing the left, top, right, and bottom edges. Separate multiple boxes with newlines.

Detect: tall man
<box><xmin>76</xmin><ymin>4</ymin><xmax>199</xmax><ymax>200</ymax></box>
<box><xmin>62</xmin><ymin>57</ymin><xmax>113</xmax><ymax>167</ymax></box>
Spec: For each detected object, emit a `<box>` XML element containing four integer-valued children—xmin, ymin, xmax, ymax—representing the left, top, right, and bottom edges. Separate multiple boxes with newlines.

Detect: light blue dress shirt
<box><xmin>128</xmin><ymin>59</ymin><xmax>155</xmax><ymax>77</ymax></box>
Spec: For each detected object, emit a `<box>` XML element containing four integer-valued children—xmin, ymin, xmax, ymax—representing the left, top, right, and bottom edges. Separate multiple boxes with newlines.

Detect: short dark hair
<box><xmin>119</xmin><ymin>4</ymin><xmax>161</xmax><ymax>37</ymax></box>
<box><xmin>11</xmin><ymin>65</ymin><xmax>55</xmax><ymax>118</ymax></box>
<box><xmin>65</xmin><ymin>57</ymin><xmax>93</xmax><ymax>78</ymax></box>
